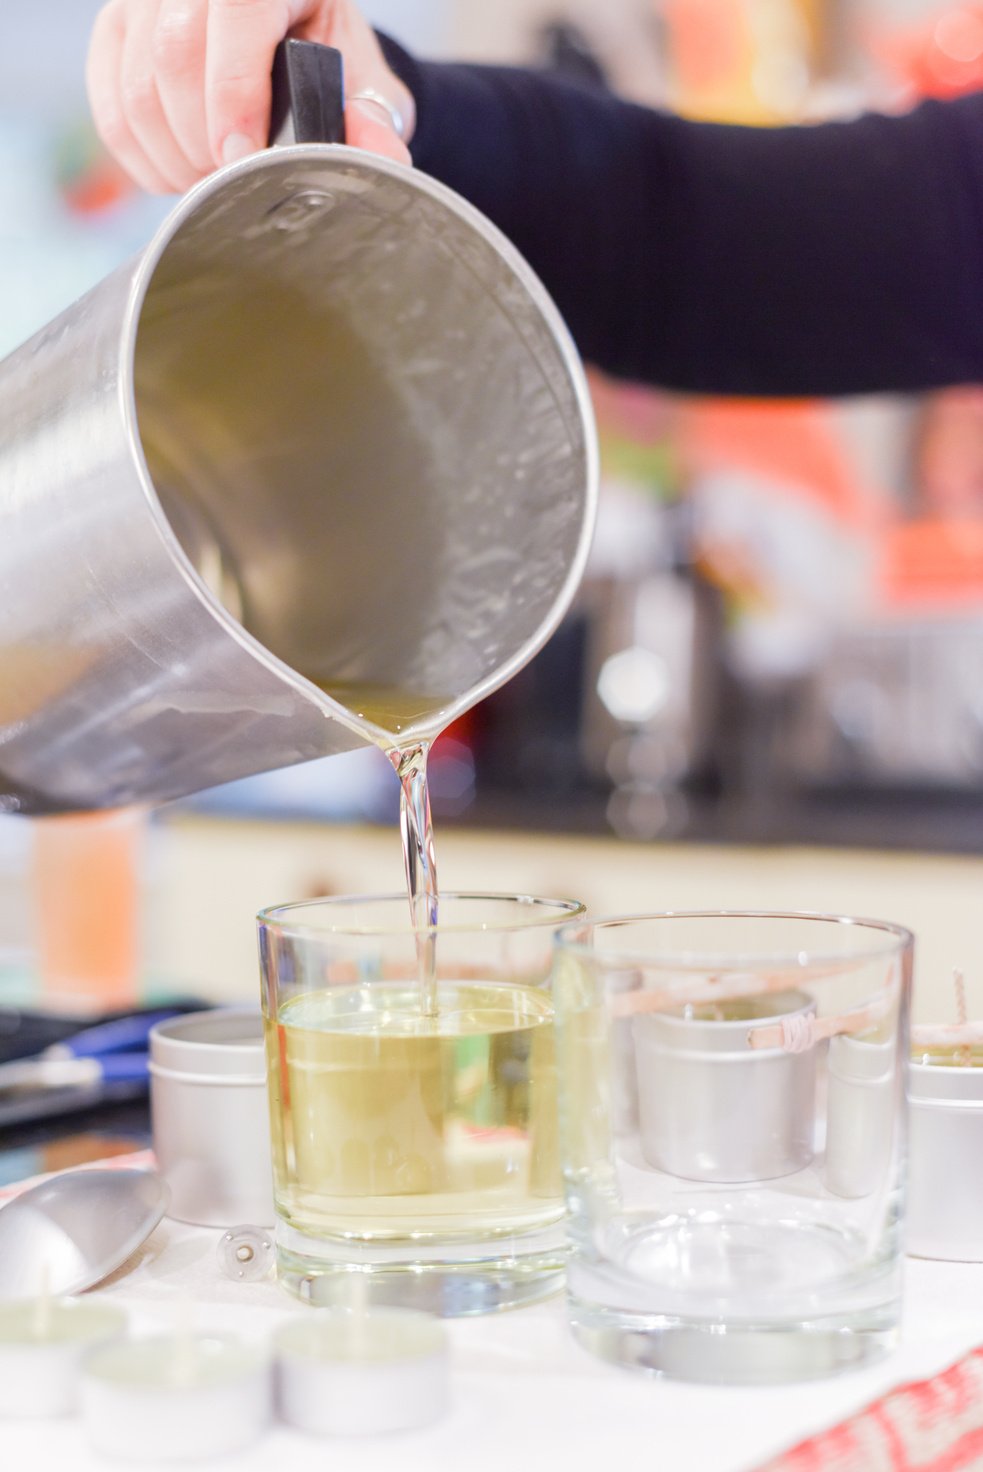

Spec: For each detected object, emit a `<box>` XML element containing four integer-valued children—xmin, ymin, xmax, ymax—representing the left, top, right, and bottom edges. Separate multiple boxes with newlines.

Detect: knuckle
<box><xmin>170</xmin><ymin>162</ymin><xmax>201</xmax><ymax>192</ymax></box>
<box><xmin>210</xmin><ymin>71</ymin><xmax>264</xmax><ymax>111</ymax></box>
<box><xmin>151</xmin><ymin>10</ymin><xmax>200</xmax><ymax>77</ymax></box>
<box><xmin>94</xmin><ymin>103</ymin><xmax>130</xmax><ymax>151</ymax></box>
<box><xmin>121</xmin><ymin>72</ymin><xmax>159</xmax><ymax>121</ymax></box>
<box><xmin>211</xmin><ymin>0</ymin><xmax>282</xmax><ymax>10</ymax></box>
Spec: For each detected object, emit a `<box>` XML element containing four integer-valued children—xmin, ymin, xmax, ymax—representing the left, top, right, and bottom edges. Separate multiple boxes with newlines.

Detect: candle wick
<box><xmin>171</xmin><ymin>1300</ymin><xmax>197</xmax><ymax>1388</ymax></box>
<box><xmin>954</xmin><ymin>969</ymin><xmax>971</xmax><ymax>1067</ymax></box>
<box><xmin>349</xmin><ymin>1270</ymin><xmax>370</xmax><ymax>1361</ymax></box>
<box><xmin>32</xmin><ymin>1261</ymin><xmax>52</xmax><ymax>1341</ymax></box>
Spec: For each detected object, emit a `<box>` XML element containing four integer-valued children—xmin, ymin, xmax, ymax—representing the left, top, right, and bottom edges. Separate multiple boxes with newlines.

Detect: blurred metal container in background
<box><xmin>782</xmin><ymin>617</ymin><xmax>983</xmax><ymax>791</ymax></box>
<box><xmin>578</xmin><ymin>498</ymin><xmax>721</xmax><ymax>839</ymax></box>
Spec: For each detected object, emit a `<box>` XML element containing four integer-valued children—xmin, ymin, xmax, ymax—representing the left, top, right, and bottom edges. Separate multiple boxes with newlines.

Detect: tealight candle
<box><xmin>0</xmin><ymin>1295</ymin><xmax>127</xmax><ymax>1417</ymax></box>
<box><xmin>80</xmin><ymin>1332</ymin><xmax>271</xmax><ymax>1461</ymax></box>
<box><xmin>274</xmin><ymin>1305</ymin><xmax>449</xmax><ymax>1437</ymax></box>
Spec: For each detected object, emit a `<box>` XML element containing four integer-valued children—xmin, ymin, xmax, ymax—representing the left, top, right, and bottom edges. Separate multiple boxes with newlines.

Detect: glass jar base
<box><xmin>276</xmin><ymin>1237</ymin><xmax>566</xmax><ymax>1317</ymax></box>
<box><xmin>276</xmin><ymin>1249</ymin><xmax>565</xmax><ymax>1317</ymax></box>
<box><xmin>568</xmin><ymin>1296</ymin><xmax>899</xmax><ymax>1384</ymax></box>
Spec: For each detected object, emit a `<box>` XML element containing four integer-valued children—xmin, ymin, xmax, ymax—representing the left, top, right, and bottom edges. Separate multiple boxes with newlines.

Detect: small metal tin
<box><xmin>149</xmin><ymin>1009</ymin><xmax>275</xmax><ymax>1228</ymax></box>
<box><xmin>633</xmin><ymin>990</ymin><xmax>816</xmax><ymax>1183</ymax></box>
<box><xmin>824</xmin><ymin>1034</ymin><xmax>897</xmax><ymax>1199</ymax></box>
<box><xmin>907</xmin><ymin>1053</ymin><xmax>983</xmax><ymax>1261</ymax></box>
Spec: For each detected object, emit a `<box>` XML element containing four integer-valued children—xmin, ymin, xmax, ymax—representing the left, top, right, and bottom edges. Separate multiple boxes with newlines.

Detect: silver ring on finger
<box><xmin>350</xmin><ymin>88</ymin><xmax>407</xmax><ymax>140</ymax></box>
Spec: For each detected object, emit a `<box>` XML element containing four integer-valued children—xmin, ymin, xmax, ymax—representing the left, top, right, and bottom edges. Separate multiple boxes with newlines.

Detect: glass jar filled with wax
<box><xmin>258</xmin><ymin>892</ymin><xmax>585</xmax><ymax>1316</ymax></box>
<box><xmin>552</xmin><ymin>911</ymin><xmax>912</xmax><ymax>1384</ymax></box>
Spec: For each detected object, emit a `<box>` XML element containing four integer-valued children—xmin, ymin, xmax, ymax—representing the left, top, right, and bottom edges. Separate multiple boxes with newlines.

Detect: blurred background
<box><xmin>7</xmin><ymin>0</ymin><xmax>983</xmax><ymax>850</ymax></box>
<box><xmin>4</xmin><ymin>0</ymin><xmax>983</xmax><ymax>1043</ymax></box>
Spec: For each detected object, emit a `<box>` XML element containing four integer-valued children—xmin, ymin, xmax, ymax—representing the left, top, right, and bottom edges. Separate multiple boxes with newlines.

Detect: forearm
<box><xmin>381</xmin><ymin>36</ymin><xmax>983</xmax><ymax>398</ymax></box>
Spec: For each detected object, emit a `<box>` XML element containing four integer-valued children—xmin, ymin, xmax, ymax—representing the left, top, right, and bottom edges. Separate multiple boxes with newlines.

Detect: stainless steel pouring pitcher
<box><xmin>0</xmin><ymin>43</ymin><xmax>596</xmax><ymax>814</ymax></box>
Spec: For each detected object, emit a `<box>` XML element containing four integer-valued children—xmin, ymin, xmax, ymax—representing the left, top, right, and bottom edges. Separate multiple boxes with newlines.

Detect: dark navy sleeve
<box><xmin>379</xmin><ymin>34</ymin><xmax>983</xmax><ymax>398</ymax></box>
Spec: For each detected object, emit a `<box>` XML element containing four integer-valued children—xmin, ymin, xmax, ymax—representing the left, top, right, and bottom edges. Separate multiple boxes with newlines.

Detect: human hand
<box><xmin>86</xmin><ymin>0</ymin><xmax>415</xmax><ymax>195</ymax></box>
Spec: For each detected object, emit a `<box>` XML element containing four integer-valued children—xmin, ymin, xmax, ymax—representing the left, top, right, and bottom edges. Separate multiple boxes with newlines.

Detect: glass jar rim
<box><xmin>258</xmin><ymin>891</ymin><xmax>586</xmax><ymax>938</ymax></box>
<box><xmin>553</xmin><ymin>908</ymin><xmax>913</xmax><ymax>972</ymax></box>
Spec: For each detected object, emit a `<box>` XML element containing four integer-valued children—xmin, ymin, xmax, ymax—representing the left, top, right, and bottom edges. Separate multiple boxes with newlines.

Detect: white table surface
<box><xmin>2</xmin><ymin>1210</ymin><xmax>982</xmax><ymax>1472</ymax></box>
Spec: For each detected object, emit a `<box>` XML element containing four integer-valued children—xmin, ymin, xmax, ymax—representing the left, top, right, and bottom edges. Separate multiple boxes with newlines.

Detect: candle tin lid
<box><xmin>0</xmin><ymin>1170</ymin><xmax>169</xmax><ymax>1301</ymax></box>
<box><xmin>149</xmin><ymin>1008</ymin><xmax>266</xmax><ymax>1082</ymax></box>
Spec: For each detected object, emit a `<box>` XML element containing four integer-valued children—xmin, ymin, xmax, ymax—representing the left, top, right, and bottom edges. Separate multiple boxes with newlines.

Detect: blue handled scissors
<box><xmin>0</xmin><ymin>1008</ymin><xmax>190</xmax><ymax>1091</ymax></box>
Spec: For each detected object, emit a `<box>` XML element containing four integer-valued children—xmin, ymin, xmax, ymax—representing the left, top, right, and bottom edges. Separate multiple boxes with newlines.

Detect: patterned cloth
<box><xmin>759</xmin><ymin>1349</ymin><xmax>983</xmax><ymax>1471</ymax></box>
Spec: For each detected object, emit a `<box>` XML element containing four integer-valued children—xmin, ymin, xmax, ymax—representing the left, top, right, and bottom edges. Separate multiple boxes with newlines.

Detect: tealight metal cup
<box><xmin>634</xmin><ymin>990</ymin><xmax>816</xmax><ymax>1183</ymax></box>
<box><xmin>907</xmin><ymin>1053</ymin><xmax>983</xmax><ymax>1261</ymax></box>
<box><xmin>825</xmin><ymin>1033</ymin><xmax>897</xmax><ymax>1199</ymax></box>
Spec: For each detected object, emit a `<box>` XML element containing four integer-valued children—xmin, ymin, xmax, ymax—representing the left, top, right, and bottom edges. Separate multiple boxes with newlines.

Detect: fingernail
<box><xmin>221</xmin><ymin>132</ymin><xmax>255</xmax><ymax>166</ymax></box>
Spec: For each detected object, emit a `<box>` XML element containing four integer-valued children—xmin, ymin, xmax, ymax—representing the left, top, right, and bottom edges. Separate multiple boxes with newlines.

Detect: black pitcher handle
<box><xmin>268</xmin><ymin>39</ymin><xmax>346</xmax><ymax>147</ymax></box>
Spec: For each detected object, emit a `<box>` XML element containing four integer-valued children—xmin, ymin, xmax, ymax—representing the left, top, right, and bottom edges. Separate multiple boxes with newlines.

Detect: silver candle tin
<box><xmin>633</xmin><ymin>990</ymin><xmax>817</xmax><ymax>1183</ymax></box>
<box><xmin>149</xmin><ymin>1008</ymin><xmax>275</xmax><ymax>1228</ymax></box>
<box><xmin>907</xmin><ymin>1056</ymin><xmax>983</xmax><ymax>1261</ymax></box>
<box><xmin>824</xmin><ymin>1033</ymin><xmax>897</xmax><ymax>1199</ymax></box>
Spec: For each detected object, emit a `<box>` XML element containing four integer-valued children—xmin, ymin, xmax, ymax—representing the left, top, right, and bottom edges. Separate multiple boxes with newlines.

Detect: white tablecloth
<box><xmin>3</xmin><ymin>1197</ymin><xmax>983</xmax><ymax>1472</ymax></box>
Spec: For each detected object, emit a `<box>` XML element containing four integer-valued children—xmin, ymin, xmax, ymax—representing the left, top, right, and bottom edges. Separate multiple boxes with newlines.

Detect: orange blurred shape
<box><xmin>63</xmin><ymin>164</ymin><xmax>134</xmax><ymax>216</ymax></box>
<box><xmin>661</xmin><ymin>0</ymin><xmax>814</xmax><ymax>122</ymax></box>
<box><xmin>588</xmin><ymin>368</ymin><xmax>677</xmax><ymax>443</ymax></box>
<box><xmin>880</xmin><ymin>519</ymin><xmax>983</xmax><ymax>607</ymax></box>
<box><xmin>662</xmin><ymin>0</ymin><xmax>748</xmax><ymax>98</ymax></box>
<box><xmin>61</xmin><ymin>155</ymin><xmax>136</xmax><ymax>216</ymax></box>
<box><xmin>678</xmin><ymin>399</ymin><xmax>884</xmax><ymax>529</ymax></box>
<box><xmin>877</xmin><ymin>1</ymin><xmax>983</xmax><ymax>98</ymax></box>
<box><xmin>32</xmin><ymin>810</ymin><xmax>143</xmax><ymax>1010</ymax></box>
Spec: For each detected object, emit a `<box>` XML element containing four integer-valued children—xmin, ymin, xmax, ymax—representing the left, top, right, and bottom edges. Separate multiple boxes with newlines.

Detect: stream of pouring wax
<box><xmin>391</xmin><ymin>743</ymin><xmax>439</xmax><ymax>1020</ymax></box>
<box><xmin>318</xmin><ymin>680</ymin><xmax>444</xmax><ymax>1020</ymax></box>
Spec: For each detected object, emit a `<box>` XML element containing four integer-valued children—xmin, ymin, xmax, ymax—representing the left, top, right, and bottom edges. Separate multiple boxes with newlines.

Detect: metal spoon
<box><xmin>0</xmin><ymin>1169</ymin><xmax>169</xmax><ymax>1300</ymax></box>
